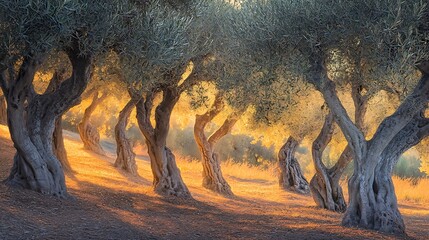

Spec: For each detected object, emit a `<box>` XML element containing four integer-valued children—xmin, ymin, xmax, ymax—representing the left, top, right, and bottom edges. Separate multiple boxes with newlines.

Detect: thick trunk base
<box><xmin>148</xmin><ymin>143</ymin><xmax>191</xmax><ymax>198</ymax></box>
<box><xmin>202</xmin><ymin>152</ymin><xmax>233</xmax><ymax>196</ymax></box>
<box><xmin>310</xmin><ymin>173</ymin><xmax>346</xmax><ymax>212</ymax></box>
<box><xmin>278</xmin><ymin>137</ymin><xmax>310</xmax><ymax>194</ymax></box>
<box><xmin>114</xmin><ymin>98</ymin><xmax>138</xmax><ymax>175</ymax></box>
<box><xmin>136</xmin><ymin>87</ymin><xmax>191</xmax><ymax>198</ymax></box>
<box><xmin>53</xmin><ymin>117</ymin><xmax>72</xmax><ymax>173</ymax></box>
<box><xmin>6</xmin><ymin>152</ymin><xmax>67</xmax><ymax>198</ymax></box>
<box><xmin>114</xmin><ymin>138</ymin><xmax>137</xmax><ymax>175</ymax></box>
<box><xmin>342</xmin><ymin>170</ymin><xmax>405</xmax><ymax>234</ymax></box>
<box><xmin>78</xmin><ymin>122</ymin><xmax>105</xmax><ymax>155</ymax></box>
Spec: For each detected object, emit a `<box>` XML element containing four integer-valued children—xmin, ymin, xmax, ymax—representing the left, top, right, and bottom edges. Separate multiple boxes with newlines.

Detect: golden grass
<box><xmin>1</xmin><ymin>125</ymin><xmax>429</xmax><ymax>239</ymax></box>
<box><xmin>0</xmin><ymin>124</ymin><xmax>428</xmax><ymax>217</ymax></box>
<box><xmin>393</xmin><ymin>176</ymin><xmax>429</xmax><ymax>204</ymax></box>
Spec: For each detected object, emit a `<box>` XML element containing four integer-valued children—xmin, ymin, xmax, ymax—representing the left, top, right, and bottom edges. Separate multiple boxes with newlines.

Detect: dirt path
<box><xmin>0</xmin><ymin>126</ymin><xmax>427</xmax><ymax>239</ymax></box>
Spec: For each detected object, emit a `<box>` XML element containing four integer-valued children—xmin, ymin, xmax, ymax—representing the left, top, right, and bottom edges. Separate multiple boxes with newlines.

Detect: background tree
<box><xmin>192</xmin><ymin>71</ymin><xmax>258</xmax><ymax>195</ymax></box>
<box><xmin>77</xmin><ymin>87</ymin><xmax>108</xmax><ymax>155</ymax></box>
<box><xmin>191</xmin><ymin>1</ymin><xmax>314</xmax><ymax>195</ymax></box>
<box><xmin>118</xmin><ymin>0</ymin><xmax>217</xmax><ymax>197</ymax></box>
<box><xmin>225</xmin><ymin>3</ymin><xmax>321</xmax><ymax>194</ymax></box>
<box><xmin>114</xmin><ymin>89</ymin><xmax>140</xmax><ymax>175</ymax></box>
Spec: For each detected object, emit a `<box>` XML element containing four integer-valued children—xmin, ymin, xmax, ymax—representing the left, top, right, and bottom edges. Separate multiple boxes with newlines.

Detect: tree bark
<box><xmin>0</xmin><ymin>94</ymin><xmax>6</xmax><ymax>125</ymax></box>
<box><xmin>78</xmin><ymin>91</ymin><xmax>107</xmax><ymax>155</ymax></box>
<box><xmin>194</xmin><ymin>93</ymin><xmax>240</xmax><ymax>196</ymax></box>
<box><xmin>311</xmin><ymin>54</ymin><xmax>429</xmax><ymax>234</ymax></box>
<box><xmin>45</xmin><ymin>70</ymin><xmax>72</xmax><ymax>173</ymax></box>
<box><xmin>278</xmin><ymin>136</ymin><xmax>310</xmax><ymax>194</ymax></box>
<box><xmin>114</xmin><ymin>96</ymin><xmax>139</xmax><ymax>175</ymax></box>
<box><xmin>136</xmin><ymin>87</ymin><xmax>190</xmax><ymax>197</ymax></box>
<box><xmin>343</xmin><ymin>111</ymin><xmax>429</xmax><ymax>234</ymax></box>
<box><xmin>310</xmin><ymin>83</ymin><xmax>368</xmax><ymax>212</ymax></box>
<box><xmin>52</xmin><ymin>116</ymin><xmax>72</xmax><ymax>173</ymax></box>
<box><xmin>132</xmin><ymin>57</ymin><xmax>205</xmax><ymax>198</ymax></box>
<box><xmin>0</xmin><ymin>48</ymin><xmax>93</xmax><ymax>197</ymax></box>
<box><xmin>309</xmin><ymin>111</ymin><xmax>348</xmax><ymax>211</ymax></box>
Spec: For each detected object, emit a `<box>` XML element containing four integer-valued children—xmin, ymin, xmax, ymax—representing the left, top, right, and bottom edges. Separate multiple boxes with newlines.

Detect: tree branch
<box><xmin>136</xmin><ymin>90</ymin><xmax>156</xmax><ymax>140</ymax></box>
<box><xmin>208</xmin><ymin>106</ymin><xmax>246</xmax><ymax>146</ymax></box>
<box><xmin>317</xmin><ymin>77</ymin><xmax>367</xmax><ymax>162</ymax></box>
<box><xmin>369</xmin><ymin>73</ymin><xmax>429</xmax><ymax>155</ymax></box>
<box><xmin>38</xmin><ymin>50</ymin><xmax>93</xmax><ymax>117</ymax></box>
<box><xmin>381</xmin><ymin>109</ymin><xmax>429</xmax><ymax>172</ymax></box>
<box><xmin>196</xmin><ymin>92</ymin><xmax>225</xmax><ymax>125</ymax></box>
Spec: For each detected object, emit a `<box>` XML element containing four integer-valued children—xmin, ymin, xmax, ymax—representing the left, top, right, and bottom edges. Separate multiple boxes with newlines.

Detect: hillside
<box><xmin>0</xmin><ymin>125</ymin><xmax>428</xmax><ymax>239</ymax></box>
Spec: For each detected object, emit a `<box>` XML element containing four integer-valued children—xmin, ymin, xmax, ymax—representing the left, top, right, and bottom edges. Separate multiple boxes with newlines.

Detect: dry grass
<box><xmin>1</xmin><ymin>125</ymin><xmax>428</xmax><ymax>239</ymax></box>
<box><xmin>393</xmin><ymin>176</ymin><xmax>429</xmax><ymax>204</ymax></box>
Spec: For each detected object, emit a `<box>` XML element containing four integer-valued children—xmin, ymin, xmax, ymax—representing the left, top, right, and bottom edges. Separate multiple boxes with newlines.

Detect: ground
<box><xmin>0</xmin><ymin>125</ymin><xmax>428</xmax><ymax>240</ymax></box>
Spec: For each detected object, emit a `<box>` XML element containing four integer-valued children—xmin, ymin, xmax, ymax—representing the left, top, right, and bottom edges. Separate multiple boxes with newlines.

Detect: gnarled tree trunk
<box><xmin>310</xmin><ymin>84</ymin><xmax>368</xmax><ymax>212</ymax></box>
<box><xmin>278</xmin><ymin>136</ymin><xmax>310</xmax><ymax>194</ymax></box>
<box><xmin>0</xmin><ymin>49</ymin><xmax>93</xmax><ymax>197</ymax></box>
<box><xmin>194</xmin><ymin>93</ymin><xmax>243</xmax><ymax>196</ymax></box>
<box><xmin>114</xmin><ymin>96</ymin><xmax>139</xmax><ymax>175</ymax></box>
<box><xmin>52</xmin><ymin>116</ymin><xmax>72</xmax><ymax>173</ymax></box>
<box><xmin>312</xmin><ymin>54</ymin><xmax>429</xmax><ymax>234</ymax></box>
<box><xmin>136</xmin><ymin>87</ymin><xmax>190</xmax><ymax>197</ymax></box>
<box><xmin>310</xmin><ymin>111</ymin><xmax>346</xmax><ymax>211</ymax></box>
<box><xmin>0</xmin><ymin>94</ymin><xmax>6</xmax><ymax>125</ymax></box>
<box><xmin>78</xmin><ymin>91</ymin><xmax>107</xmax><ymax>155</ymax></box>
<box><xmin>45</xmin><ymin>70</ymin><xmax>72</xmax><ymax>173</ymax></box>
<box><xmin>309</xmin><ymin>112</ymin><xmax>353</xmax><ymax>212</ymax></box>
<box><xmin>343</xmin><ymin>111</ymin><xmax>429</xmax><ymax>234</ymax></box>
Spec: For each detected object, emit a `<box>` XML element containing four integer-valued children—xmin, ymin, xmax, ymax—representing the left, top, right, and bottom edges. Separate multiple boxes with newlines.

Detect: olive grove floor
<box><xmin>0</xmin><ymin>125</ymin><xmax>427</xmax><ymax>240</ymax></box>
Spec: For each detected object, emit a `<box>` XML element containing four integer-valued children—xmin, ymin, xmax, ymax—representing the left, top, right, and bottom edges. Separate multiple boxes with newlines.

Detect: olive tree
<box><xmin>192</xmin><ymin>68</ymin><xmax>268</xmax><ymax>195</ymax></box>
<box><xmin>225</xmin><ymin>2</ymin><xmax>319</xmax><ymax>194</ymax></box>
<box><xmin>118</xmin><ymin>0</ymin><xmax>219</xmax><ymax>197</ymax></box>
<box><xmin>309</xmin><ymin>49</ymin><xmax>376</xmax><ymax>212</ymax></box>
<box><xmin>239</xmin><ymin>0</ymin><xmax>429</xmax><ymax>234</ymax></box>
<box><xmin>191</xmin><ymin>0</ymin><xmax>314</xmax><ymax>195</ymax></box>
<box><xmin>77</xmin><ymin>85</ymin><xmax>108</xmax><ymax>155</ymax></box>
<box><xmin>114</xmin><ymin>89</ymin><xmax>140</xmax><ymax>176</ymax></box>
<box><xmin>0</xmin><ymin>0</ymin><xmax>130</xmax><ymax>197</ymax></box>
<box><xmin>189</xmin><ymin>2</ymin><xmax>268</xmax><ymax>195</ymax></box>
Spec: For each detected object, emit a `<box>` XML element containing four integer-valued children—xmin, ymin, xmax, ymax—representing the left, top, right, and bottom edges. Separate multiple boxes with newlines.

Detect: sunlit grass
<box><xmin>0</xmin><ymin>124</ymin><xmax>427</xmax><ymax>223</ymax></box>
<box><xmin>393</xmin><ymin>176</ymin><xmax>429</xmax><ymax>204</ymax></box>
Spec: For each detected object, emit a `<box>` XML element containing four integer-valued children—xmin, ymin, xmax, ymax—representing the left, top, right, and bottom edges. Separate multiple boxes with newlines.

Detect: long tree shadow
<box><xmin>0</xmin><ymin>130</ymin><xmax>422</xmax><ymax>239</ymax></box>
<box><xmin>65</xmin><ymin>178</ymin><xmax>410</xmax><ymax>240</ymax></box>
<box><xmin>0</xmin><ymin>184</ymin><xmax>157</xmax><ymax>240</ymax></box>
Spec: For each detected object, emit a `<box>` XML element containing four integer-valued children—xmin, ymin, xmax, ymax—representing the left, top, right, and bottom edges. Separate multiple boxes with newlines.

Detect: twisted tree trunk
<box><xmin>136</xmin><ymin>87</ymin><xmax>190</xmax><ymax>197</ymax></box>
<box><xmin>78</xmin><ymin>91</ymin><xmax>107</xmax><ymax>155</ymax></box>
<box><xmin>309</xmin><ymin>111</ymin><xmax>344</xmax><ymax>211</ymax></box>
<box><xmin>312</xmin><ymin>54</ymin><xmax>429</xmax><ymax>234</ymax></box>
<box><xmin>342</xmin><ymin>76</ymin><xmax>429</xmax><ymax>234</ymax></box>
<box><xmin>45</xmin><ymin>70</ymin><xmax>72</xmax><ymax>173</ymax></box>
<box><xmin>343</xmin><ymin>111</ymin><xmax>429</xmax><ymax>234</ymax></box>
<box><xmin>194</xmin><ymin>93</ymin><xmax>243</xmax><ymax>196</ymax></box>
<box><xmin>310</xmin><ymin>83</ymin><xmax>368</xmax><ymax>212</ymax></box>
<box><xmin>278</xmin><ymin>136</ymin><xmax>310</xmax><ymax>194</ymax></box>
<box><xmin>0</xmin><ymin>94</ymin><xmax>6</xmax><ymax>125</ymax></box>
<box><xmin>0</xmin><ymin>49</ymin><xmax>93</xmax><ymax>197</ymax></box>
<box><xmin>52</xmin><ymin>116</ymin><xmax>72</xmax><ymax>173</ymax></box>
<box><xmin>114</xmin><ymin>96</ymin><xmax>139</xmax><ymax>175</ymax></box>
